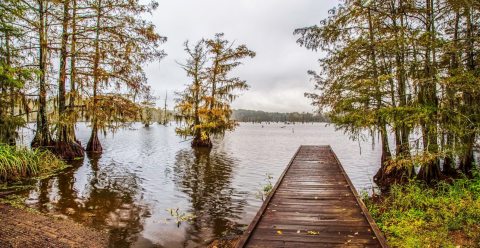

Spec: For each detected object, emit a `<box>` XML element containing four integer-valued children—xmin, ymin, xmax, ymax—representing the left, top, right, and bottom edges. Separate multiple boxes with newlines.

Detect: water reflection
<box><xmin>25</xmin><ymin>153</ymin><xmax>151</xmax><ymax>247</ymax></box>
<box><xmin>173</xmin><ymin>148</ymin><xmax>247</xmax><ymax>246</ymax></box>
<box><xmin>17</xmin><ymin>123</ymin><xmax>385</xmax><ymax>247</ymax></box>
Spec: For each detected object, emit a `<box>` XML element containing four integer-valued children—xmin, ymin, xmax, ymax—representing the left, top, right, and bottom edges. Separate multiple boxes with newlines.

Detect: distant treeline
<box><xmin>232</xmin><ymin>109</ymin><xmax>328</xmax><ymax>123</ymax></box>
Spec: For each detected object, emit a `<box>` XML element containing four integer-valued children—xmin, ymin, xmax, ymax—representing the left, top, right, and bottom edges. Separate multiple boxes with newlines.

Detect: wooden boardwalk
<box><xmin>237</xmin><ymin>145</ymin><xmax>387</xmax><ymax>248</ymax></box>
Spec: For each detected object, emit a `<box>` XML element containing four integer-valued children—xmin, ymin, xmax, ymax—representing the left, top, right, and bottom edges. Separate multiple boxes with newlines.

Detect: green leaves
<box><xmin>297</xmin><ymin>0</ymin><xmax>480</xmax><ymax>181</ymax></box>
<box><xmin>365</xmin><ymin>176</ymin><xmax>480</xmax><ymax>247</ymax></box>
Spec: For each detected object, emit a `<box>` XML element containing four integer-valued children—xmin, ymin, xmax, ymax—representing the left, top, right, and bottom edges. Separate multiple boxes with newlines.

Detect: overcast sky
<box><xmin>144</xmin><ymin>0</ymin><xmax>338</xmax><ymax>113</ymax></box>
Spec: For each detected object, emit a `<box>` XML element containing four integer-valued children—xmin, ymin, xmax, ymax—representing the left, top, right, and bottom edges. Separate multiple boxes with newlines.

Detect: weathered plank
<box><xmin>237</xmin><ymin>145</ymin><xmax>387</xmax><ymax>248</ymax></box>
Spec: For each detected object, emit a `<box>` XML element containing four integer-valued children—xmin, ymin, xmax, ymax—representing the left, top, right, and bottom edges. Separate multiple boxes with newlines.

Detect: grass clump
<box><xmin>364</xmin><ymin>173</ymin><xmax>480</xmax><ymax>247</ymax></box>
<box><xmin>255</xmin><ymin>173</ymin><xmax>274</xmax><ymax>201</ymax></box>
<box><xmin>0</xmin><ymin>145</ymin><xmax>68</xmax><ymax>182</ymax></box>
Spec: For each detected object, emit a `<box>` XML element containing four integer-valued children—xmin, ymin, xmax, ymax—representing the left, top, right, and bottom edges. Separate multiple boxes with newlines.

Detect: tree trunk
<box><xmin>442</xmin><ymin>12</ymin><xmax>460</xmax><ymax>176</ymax></box>
<box><xmin>32</xmin><ymin>1</ymin><xmax>52</xmax><ymax>148</ymax></box>
<box><xmin>54</xmin><ymin>0</ymin><xmax>84</xmax><ymax>160</ymax></box>
<box><xmin>4</xmin><ymin>31</ymin><xmax>17</xmax><ymax>145</ymax></box>
<box><xmin>417</xmin><ymin>0</ymin><xmax>441</xmax><ymax>183</ymax></box>
<box><xmin>86</xmin><ymin>0</ymin><xmax>103</xmax><ymax>153</ymax></box>
<box><xmin>86</xmin><ymin>123</ymin><xmax>102</xmax><ymax>153</ymax></box>
<box><xmin>163</xmin><ymin>91</ymin><xmax>168</xmax><ymax>125</ymax></box>
<box><xmin>458</xmin><ymin>6</ymin><xmax>477</xmax><ymax>176</ymax></box>
<box><xmin>192</xmin><ymin>133</ymin><xmax>212</xmax><ymax>148</ymax></box>
<box><xmin>69</xmin><ymin>0</ymin><xmax>81</xmax><ymax>147</ymax></box>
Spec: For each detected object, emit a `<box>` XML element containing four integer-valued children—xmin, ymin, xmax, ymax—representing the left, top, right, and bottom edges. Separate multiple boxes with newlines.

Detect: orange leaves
<box><xmin>175</xmin><ymin>34</ymin><xmax>254</xmax><ymax>145</ymax></box>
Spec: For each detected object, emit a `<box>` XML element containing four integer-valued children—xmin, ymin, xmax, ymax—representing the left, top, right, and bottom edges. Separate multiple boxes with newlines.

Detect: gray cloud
<box><xmin>144</xmin><ymin>0</ymin><xmax>338</xmax><ymax>112</ymax></box>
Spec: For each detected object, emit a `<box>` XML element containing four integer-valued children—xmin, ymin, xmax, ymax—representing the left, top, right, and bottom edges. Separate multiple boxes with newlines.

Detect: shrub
<box><xmin>365</xmin><ymin>174</ymin><xmax>480</xmax><ymax>247</ymax></box>
<box><xmin>0</xmin><ymin>145</ymin><xmax>67</xmax><ymax>182</ymax></box>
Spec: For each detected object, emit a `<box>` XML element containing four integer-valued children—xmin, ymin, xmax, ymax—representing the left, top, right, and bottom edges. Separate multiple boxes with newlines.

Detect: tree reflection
<box><xmin>173</xmin><ymin>147</ymin><xmax>247</xmax><ymax>245</ymax></box>
<box><xmin>27</xmin><ymin>153</ymin><xmax>150</xmax><ymax>247</ymax></box>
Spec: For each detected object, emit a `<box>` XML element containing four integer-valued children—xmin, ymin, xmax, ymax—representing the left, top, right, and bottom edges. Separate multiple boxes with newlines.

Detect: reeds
<box><xmin>0</xmin><ymin>145</ymin><xmax>66</xmax><ymax>182</ymax></box>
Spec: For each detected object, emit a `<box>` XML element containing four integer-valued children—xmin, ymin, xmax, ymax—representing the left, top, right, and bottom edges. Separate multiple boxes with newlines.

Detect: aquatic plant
<box><xmin>256</xmin><ymin>173</ymin><xmax>274</xmax><ymax>201</ymax></box>
<box><xmin>166</xmin><ymin>208</ymin><xmax>196</xmax><ymax>226</ymax></box>
<box><xmin>0</xmin><ymin>145</ymin><xmax>67</xmax><ymax>182</ymax></box>
<box><xmin>364</xmin><ymin>173</ymin><xmax>480</xmax><ymax>247</ymax></box>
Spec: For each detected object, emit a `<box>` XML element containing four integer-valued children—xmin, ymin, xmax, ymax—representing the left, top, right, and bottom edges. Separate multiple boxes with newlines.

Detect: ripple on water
<box><xmin>18</xmin><ymin>122</ymin><xmax>381</xmax><ymax>247</ymax></box>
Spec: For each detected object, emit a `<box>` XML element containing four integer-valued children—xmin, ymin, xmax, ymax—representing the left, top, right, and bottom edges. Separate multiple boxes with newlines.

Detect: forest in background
<box><xmin>231</xmin><ymin>109</ymin><xmax>329</xmax><ymax>123</ymax></box>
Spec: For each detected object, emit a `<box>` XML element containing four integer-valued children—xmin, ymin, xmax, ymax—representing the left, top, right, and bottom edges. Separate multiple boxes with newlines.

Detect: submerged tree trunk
<box><xmin>54</xmin><ymin>0</ymin><xmax>84</xmax><ymax>160</ymax></box>
<box><xmin>365</xmin><ymin>6</ymin><xmax>407</xmax><ymax>188</ymax></box>
<box><xmin>69</xmin><ymin>0</ymin><xmax>81</xmax><ymax>147</ymax></box>
<box><xmin>86</xmin><ymin>0</ymin><xmax>103</xmax><ymax>153</ymax></box>
<box><xmin>163</xmin><ymin>91</ymin><xmax>168</xmax><ymax>125</ymax></box>
<box><xmin>192</xmin><ymin>70</ymin><xmax>211</xmax><ymax>148</ymax></box>
<box><xmin>32</xmin><ymin>1</ymin><xmax>52</xmax><ymax>148</ymax></box>
<box><xmin>86</xmin><ymin>123</ymin><xmax>102</xmax><ymax>152</ymax></box>
<box><xmin>192</xmin><ymin>134</ymin><xmax>212</xmax><ymax>148</ymax></box>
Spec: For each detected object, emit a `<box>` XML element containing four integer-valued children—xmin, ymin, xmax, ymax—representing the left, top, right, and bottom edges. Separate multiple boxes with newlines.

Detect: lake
<box><xmin>16</xmin><ymin>122</ymin><xmax>381</xmax><ymax>247</ymax></box>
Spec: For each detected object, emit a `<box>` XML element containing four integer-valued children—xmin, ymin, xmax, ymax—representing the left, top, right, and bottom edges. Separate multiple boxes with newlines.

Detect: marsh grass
<box><xmin>364</xmin><ymin>172</ymin><xmax>480</xmax><ymax>247</ymax></box>
<box><xmin>0</xmin><ymin>145</ymin><xmax>68</xmax><ymax>182</ymax></box>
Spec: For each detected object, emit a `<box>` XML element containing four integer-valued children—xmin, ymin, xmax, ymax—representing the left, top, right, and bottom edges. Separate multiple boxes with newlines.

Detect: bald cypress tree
<box><xmin>31</xmin><ymin>0</ymin><xmax>53</xmax><ymax>148</ymax></box>
<box><xmin>0</xmin><ymin>1</ymin><xmax>34</xmax><ymax>145</ymax></box>
<box><xmin>204</xmin><ymin>33</ymin><xmax>256</xmax><ymax>143</ymax></box>
<box><xmin>296</xmin><ymin>0</ymin><xmax>479</xmax><ymax>185</ymax></box>
<box><xmin>53</xmin><ymin>0</ymin><xmax>84</xmax><ymax>159</ymax></box>
<box><xmin>84</xmin><ymin>0</ymin><xmax>166</xmax><ymax>153</ymax></box>
<box><xmin>176</xmin><ymin>40</ymin><xmax>209</xmax><ymax>146</ymax></box>
<box><xmin>176</xmin><ymin>34</ymin><xmax>255</xmax><ymax>147</ymax></box>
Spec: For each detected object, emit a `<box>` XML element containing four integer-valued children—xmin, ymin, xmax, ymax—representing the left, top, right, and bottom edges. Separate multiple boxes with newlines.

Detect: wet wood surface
<box><xmin>237</xmin><ymin>145</ymin><xmax>387</xmax><ymax>248</ymax></box>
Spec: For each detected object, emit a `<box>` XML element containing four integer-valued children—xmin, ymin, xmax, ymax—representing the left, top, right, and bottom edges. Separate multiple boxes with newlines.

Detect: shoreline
<box><xmin>0</xmin><ymin>203</ymin><xmax>108</xmax><ymax>247</ymax></box>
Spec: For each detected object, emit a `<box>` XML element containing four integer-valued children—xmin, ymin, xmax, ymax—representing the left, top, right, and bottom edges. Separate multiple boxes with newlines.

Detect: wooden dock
<box><xmin>237</xmin><ymin>145</ymin><xmax>387</xmax><ymax>248</ymax></box>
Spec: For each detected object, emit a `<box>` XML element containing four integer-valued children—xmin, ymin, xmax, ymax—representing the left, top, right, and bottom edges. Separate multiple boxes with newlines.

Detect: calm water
<box><xmin>17</xmin><ymin>123</ymin><xmax>381</xmax><ymax>247</ymax></box>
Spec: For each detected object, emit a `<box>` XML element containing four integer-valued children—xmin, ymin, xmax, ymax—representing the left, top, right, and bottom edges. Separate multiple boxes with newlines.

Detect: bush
<box><xmin>365</xmin><ymin>174</ymin><xmax>480</xmax><ymax>247</ymax></box>
<box><xmin>0</xmin><ymin>145</ymin><xmax>67</xmax><ymax>182</ymax></box>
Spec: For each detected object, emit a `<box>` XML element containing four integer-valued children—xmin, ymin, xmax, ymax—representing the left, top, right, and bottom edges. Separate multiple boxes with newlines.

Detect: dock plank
<box><xmin>237</xmin><ymin>145</ymin><xmax>387</xmax><ymax>248</ymax></box>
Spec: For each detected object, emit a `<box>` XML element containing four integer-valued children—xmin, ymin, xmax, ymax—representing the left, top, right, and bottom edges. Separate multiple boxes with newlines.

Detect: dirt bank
<box><xmin>0</xmin><ymin>203</ymin><xmax>108</xmax><ymax>248</ymax></box>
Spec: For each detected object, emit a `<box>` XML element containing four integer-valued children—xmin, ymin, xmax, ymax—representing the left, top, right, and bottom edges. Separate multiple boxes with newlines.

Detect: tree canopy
<box><xmin>296</xmin><ymin>0</ymin><xmax>480</xmax><ymax>185</ymax></box>
<box><xmin>0</xmin><ymin>0</ymin><xmax>166</xmax><ymax>158</ymax></box>
<box><xmin>175</xmin><ymin>34</ymin><xmax>255</xmax><ymax>147</ymax></box>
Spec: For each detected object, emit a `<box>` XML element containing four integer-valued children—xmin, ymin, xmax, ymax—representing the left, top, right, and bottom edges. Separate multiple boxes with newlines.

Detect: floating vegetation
<box><xmin>166</xmin><ymin>208</ymin><xmax>196</xmax><ymax>226</ymax></box>
<box><xmin>0</xmin><ymin>194</ymin><xmax>37</xmax><ymax>213</ymax></box>
<box><xmin>0</xmin><ymin>194</ymin><xmax>27</xmax><ymax>209</ymax></box>
<box><xmin>256</xmin><ymin>173</ymin><xmax>274</xmax><ymax>201</ymax></box>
